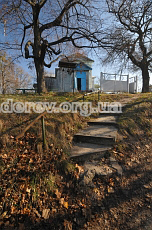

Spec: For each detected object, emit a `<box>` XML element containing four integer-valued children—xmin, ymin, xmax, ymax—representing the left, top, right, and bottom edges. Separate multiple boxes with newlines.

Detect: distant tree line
<box><xmin>0</xmin><ymin>51</ymin><xmax>32</xmax><ymax>94</ymax></box>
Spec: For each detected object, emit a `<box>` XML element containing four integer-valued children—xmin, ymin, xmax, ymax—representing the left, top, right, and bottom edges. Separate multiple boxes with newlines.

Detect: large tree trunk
<box><xmin>141</xmin><ymin>65</ymin><xmax>149</xmax><ymax>93</ymax></box>
<box><xmin>32</xmin><ymin>5</ymin><xmax>47</xmax><ymax>94</ymax></box>
<box><xmin>35</xmin><ymin>60</ymin><xmax>46</xmax><ymax>94</ymax></box>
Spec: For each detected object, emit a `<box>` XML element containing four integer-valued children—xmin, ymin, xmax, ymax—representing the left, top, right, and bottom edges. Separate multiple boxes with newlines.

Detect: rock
<box><xmin>95</xmin><ymin>164</ymin><xmax>114</xmax><ymax>176</ymax></box>
<box><xmin>79</xmin><ymin>161</ymin><xmax>114</xmax><ymax>186</ymax></box>
<box><xmin>110</xmin><ymin>157</ymin><xmax>123</xmax><ymax>175</ymax></box>
<box><xmin>84</xmin><ymin>162</ymin><xmax>114</xmax><ymax>176</ymax></box>
<box><xmin>79</xmin><ymin>168</ymin><xmax>95</xmax><ymax>187</ymax></box>
<box><xmin>110</xmin><ymin>161</ymin><xmax>123</xmax><ymax>176</ymax></box>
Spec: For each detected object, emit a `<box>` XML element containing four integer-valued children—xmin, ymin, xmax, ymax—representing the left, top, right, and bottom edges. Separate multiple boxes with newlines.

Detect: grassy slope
<box><xmin>0</xmin><ymin>92</ymin><xmax>132</xmax><ymax>150</ymax></box>
<box><xmin>115</xmin><ymin>93</ymin><xmax>152</xmax><ymax>155</ymax></box>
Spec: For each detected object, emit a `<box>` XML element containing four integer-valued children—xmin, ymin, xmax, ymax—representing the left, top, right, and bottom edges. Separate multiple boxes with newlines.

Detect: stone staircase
<box><xmin>69</xmin><ymin>95</ymin><xmax>139</xmax><ymax>186</ymax></box>
<box><xmin>70</xmin><ymin>112</ymin><xmax>122</xmax><ymax>186</ymax></box>
<box><xmin>70</xmin><ymin>113</ymin><xmax>120</xmax><ymax>161</ymax></box>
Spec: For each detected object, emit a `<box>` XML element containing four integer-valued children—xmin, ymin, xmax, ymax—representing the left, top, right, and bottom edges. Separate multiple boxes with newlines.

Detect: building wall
<box><xmin>45</xmin><ymin>68</ymin><xmax>74</xmax><ymax>92</ymax></box>
<box><xmin>45</xmin><ymin>62</ymin><xmax>93</xmax><ymax>92</ymax></box>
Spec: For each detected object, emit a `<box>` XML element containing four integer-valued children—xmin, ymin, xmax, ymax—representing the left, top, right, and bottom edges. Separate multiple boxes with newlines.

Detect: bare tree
<box><xmin>0</xmin><ymin>0</ymin><xmax>108</xmax><ymax>94</ymax></box>
<box><xmin>0</xmin><ymin>51</ymin><xmax>32</xmax><ymax>94</ymax></box>
<box><xmin>14</xmin><ymin>65</ymin><xmax>33</xmax><ymax>90</ymax></box>
<box><xmin>105</xmin><ymin>0</ymin><xmax>152</xmax><ymax>92</ymax></box>
<box><xmin>0</xmin><ymin>51</ymin><xmax>16</xmax><ymax>94</ymax></box>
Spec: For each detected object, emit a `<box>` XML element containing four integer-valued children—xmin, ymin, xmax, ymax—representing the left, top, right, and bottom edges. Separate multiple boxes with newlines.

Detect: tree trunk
<box><xmin>141</xmin><ymin>65</ymin><xmax>149</xmax><ymax>93</ymax></box>
<box><xmin>35</xmin><ymin>60</ymin><xmax>46</xmax><ymax>94</ymax></box>
<box><xmin>32</xmin><ymin>5</ymin><xmax>47</xmax><ymax>95</ymax></box>
<box><xmin>2</xmin><ymin>70</ymin><xmax>5</xmax><ymax>94</ymax></box>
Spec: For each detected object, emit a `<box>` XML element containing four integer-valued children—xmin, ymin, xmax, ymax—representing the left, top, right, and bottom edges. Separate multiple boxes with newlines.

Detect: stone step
<box><xmin>70</xmin><ymin>142</ymin><xmax>111</xmax><ymax>160</ymax></box>
<box><xmin>98</xmin><ymin>112</ymin><xmax>121</xmax><ymax>116</ymax></box>
<box><xmin>73</xmin><ymin>135</ymin><xmax>115</xmax><ymax>145</ymax></box>
<box><xmin>88</xmin><ymin>116</ymin><xmax>118</xmax><ymax>127</ymax></box>
<box><xmin>90</xmin><ymin>116</ymin><xmax>117</xmax><ymax>123</ymax></box>
<box><xmin>73</xmin><ymin>125</ymin><xmax>117</xmax><ymax>145</ymax></box>
<box><xmin>88</xmin><ymin>121</ymin><xmax>118</xmax><ymax>126</ymax></box>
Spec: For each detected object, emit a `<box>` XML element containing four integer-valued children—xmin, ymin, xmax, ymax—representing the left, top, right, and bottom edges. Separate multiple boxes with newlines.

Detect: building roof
<box><xmin>75</xmin><ymin>63</ymin><xmax>92</xmax><ymax>71</ymax></box>
<box><xmin>60</xmin><ymin>53</ymin><xmax>94</xmax><ymax>63</ymax></box>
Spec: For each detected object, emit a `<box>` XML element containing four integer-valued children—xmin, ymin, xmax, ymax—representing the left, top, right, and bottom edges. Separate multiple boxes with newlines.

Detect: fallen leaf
<box><xmin>112</xmin><ymin>150</ymin><xmax>118</xmax><ymax>154</ymax></box>
<box><xmin>23</xmin><ymin>149</ymin><xmax>28</xmax><ymax>154</ymax></box>
<box><xmin>29</xmin><ymin>158</ymin><xmax>33</xmax><ymax>163</ymax></box>
<box><xmin>42</xmin><ymin>209</ymin><xmax>50</xmax><ymax>219</ymax></box>
<box><xmin>109</xmin><ymin>178</ymin><xmax>115</xmax><ymax>187</ymax></box>
<box><xmin>11</xmin><ymin>206</ymin><xmax>16</xmax><ymax>214</ymax></box>
<box><xmin>63</xmin><ymin>202</ymin><xmax>68</xmax><ymax>209</ymax></box>
<box><xmin>52</xmin><ymin>208</ymin><xmax>57</xmax><ymax>214</ymax></box>
<box><xmin>22</xmin><ymin>194</ymin><xmax>25</xmax><ymax>203</ymax></box>
<box><xmin>64</xmin><ymin>220</ymin><xmax>73</xmax><ymax>230</ymax></box>
<box><xmin>75</xmin><ymin>164</ymin><xmax>84</xmax><ymax>174</ymax></box>
<box><xmin>146</xmin><ymin>193</ymin><xmax>152</xmax><ymax>198</ymax></box>
<box><xmin>21</xmin><ymin>208</ymin><xmax>30</xmax><ymax>215</ymax></box>
<box><xmin>1</xmin><ymin>211</ymin><xmax>7</xmax><ymax>218</ymax></box>
<box><xmin>60</xmin><ymin>198</ymin><xmax>64</xmax><ymax>205</ymax></box>
<box><xmin>55</xmin><ymin>189</ymin><xmax>61</xmax><ymax>198</ymax></box>
<box><xmin>108</xmin><ymin>186</ymin><xmax>115</xmax><ymax>193</ymax></box>
<box><xmin>33</xmin><ymin>209</ymin><xmax>41</xmax><ymax>218</ymax></box>
<box><xmin>26</xmin><ymin>187</ymin><xmax>31</xmax><ymax>193</ymax></box>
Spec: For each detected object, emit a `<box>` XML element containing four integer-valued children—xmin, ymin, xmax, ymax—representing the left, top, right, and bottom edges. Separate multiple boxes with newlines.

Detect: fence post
<box><xmin>135</xmin><ymin>75</ymin><xmax>138</xmax><ymax>93</ymax></box>
<box><xmin>41</xmin><ymin>115</ymin><xmax>46</xmax><ymax>149</ymax></box>
<box><xmin>127</xmin><ymin>75</ymin><xmax>129</xmax><ymax>93</ymax></box>
<box><xmin>98</xmin><ymin>90</ymin><xmax>100</xmax><ymax>101</ymax></box>
<box><xmin>83</xmin><ymin>95</ymin><xmax>85</xmax><ymax>102</ymax></box>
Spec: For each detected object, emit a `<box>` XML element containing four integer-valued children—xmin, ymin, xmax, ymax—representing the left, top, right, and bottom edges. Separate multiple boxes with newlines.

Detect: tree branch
<box><xmin>40</xmin><ymin>0</ymin><xmax>84</xmax><ymax>32</ymax></box>
<box><xmin>21</xmin><ymin>23</ymin><xmax>34</xmax><ymax>55</ymax></box>
<box><xmin>44</xmin><ymin>55</ymin><xmax>64</xmax><ymax>68</ymax></box>
<box><xmin>23</xmin><ymin>0</ymin><xmax>36</xmax><ymax>6</ymax></box>
<box><xmin>39</xmin><ymin>0</ymin><xmax>48</xmax><ymax>8</ymax></box>
<box><xmin>24</xmin><ymin>41</ymin><xmax>34</xmax><ymax>59</ymax></box>
<box><xmin>128</xmin><ymin>41</ymin><xmax>141</xmax><ymax>68</ymax></box>
<box><xmin>47</xmin><ymin>45</ymin><xmax>61</xmax><ymax>55</ymax></box>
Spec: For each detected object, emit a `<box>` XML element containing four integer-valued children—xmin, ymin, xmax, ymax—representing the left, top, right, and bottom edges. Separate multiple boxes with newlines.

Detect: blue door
<box><xmin>76</xmin><ymin>72</ymin><xmax>86</xmax><ymax>91</ymax></box>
